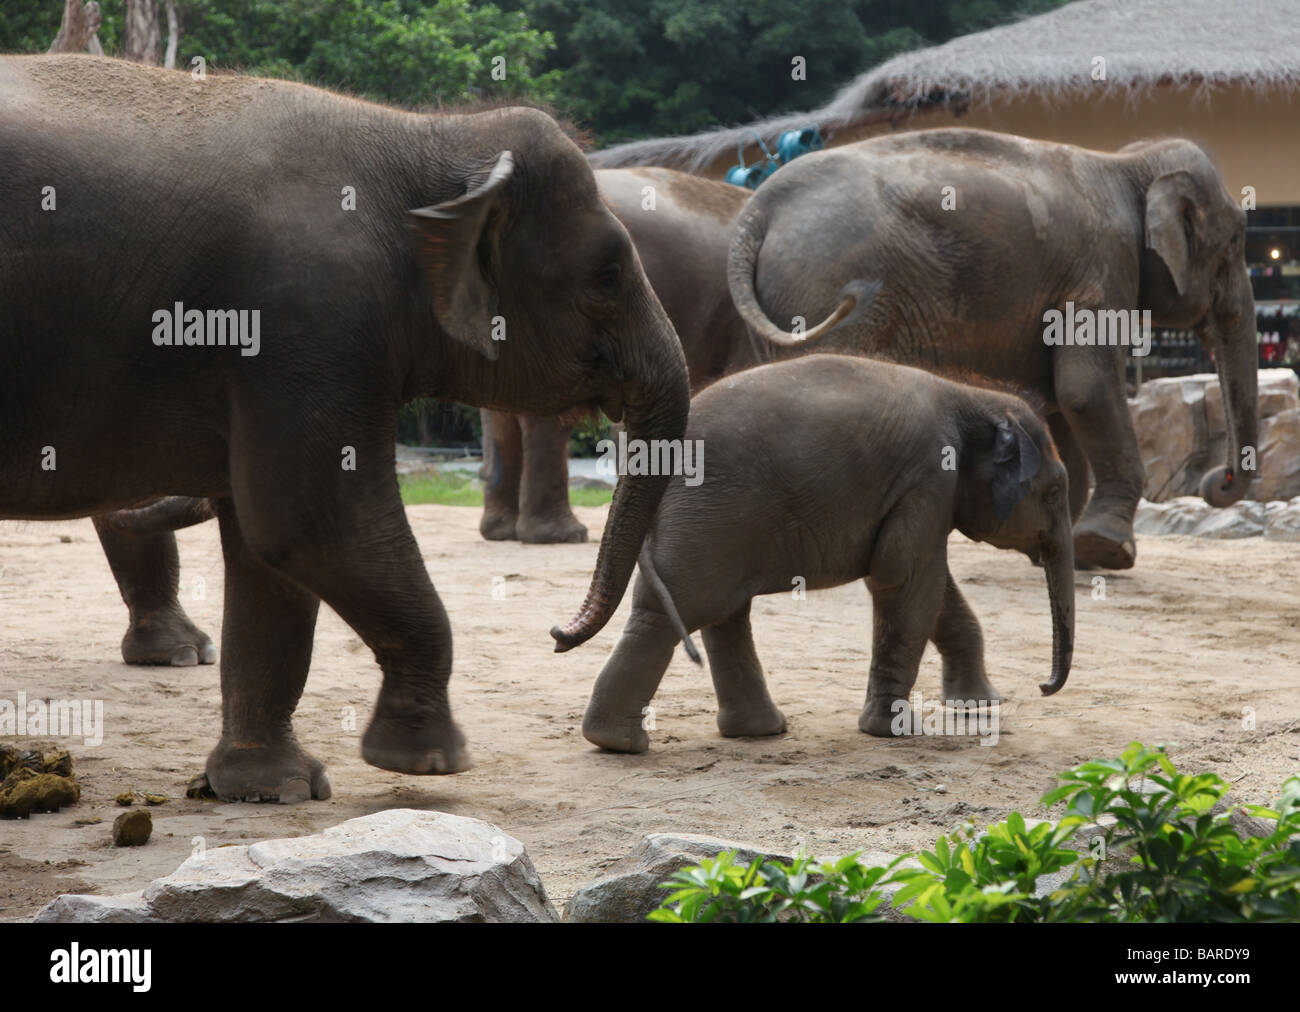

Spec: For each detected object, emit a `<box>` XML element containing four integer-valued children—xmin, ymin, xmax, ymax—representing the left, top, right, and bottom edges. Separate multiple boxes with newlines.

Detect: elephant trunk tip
<box><xmin>1038</xmin><ymin>674</ymin><xmax>1068</xmax><ymax>696</ymax></box>
<box><xmin>1199</xmin><ymin>465</ymin><xmax>1249</xmax><ymax>508</ymax></box>
<box><xmin>549</xmin><ymin>624</ymin><xmax>588</xmax><ymax>653</ymax></box>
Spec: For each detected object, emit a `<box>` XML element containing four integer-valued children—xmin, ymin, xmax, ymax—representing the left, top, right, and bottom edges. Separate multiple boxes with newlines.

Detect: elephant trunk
<box><xmin>726</xmin><ymin>205</ymin><xmax>877</xmax><ymax>351</ymax></box>
<box><xmin>1199</xmin><ymin>274</ymin><xmax>1258</xmax><ymax>507</ymax></box>
<box><xmin>551</xmin><ymin>318</ymin><xmax>691</xmax><ymax>652</ymax></box>
<box><xmin>1038</xmin><ymin>516</ymin><xmax>1075</xmax><ymax>696</ymax></box>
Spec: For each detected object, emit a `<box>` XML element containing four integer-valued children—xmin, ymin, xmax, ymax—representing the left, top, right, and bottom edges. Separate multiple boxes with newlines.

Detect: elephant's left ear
<box><xmin>990</xmin><ymin>417</ymin><xmax>1042</xmax><ymax>523</ymax></box>
<box><xmin>409</xmin><ymin>150</ymin><xmax>514</xmax><ymax>361</ymax></box>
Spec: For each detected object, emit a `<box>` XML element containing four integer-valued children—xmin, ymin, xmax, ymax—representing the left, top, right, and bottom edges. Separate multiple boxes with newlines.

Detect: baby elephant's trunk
<box><xmin>638</xmin><ymin>543</ymin><xmax>700</xmax><ymax>664</ymax></box>
<box><xmin>1039</xmin><ymin>526</ymin><xmax>1074</xmax><ymax>695</ymax></box>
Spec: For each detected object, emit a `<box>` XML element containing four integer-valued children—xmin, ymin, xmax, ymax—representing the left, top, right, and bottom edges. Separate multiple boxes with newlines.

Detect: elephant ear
<box><xmin>409</xmin><ymin>150</ymin><xmax>514</xmax><ymax>361</ymax></box>
<box><xmin>990</xmin><ymin>417</ymin><xmax>1042</xmax><ymax>523</ymax></box>
<box><xmin>1144</xmin><ymin>170</ymin><xmax>1201</xmax><ymax>298</ymax></box>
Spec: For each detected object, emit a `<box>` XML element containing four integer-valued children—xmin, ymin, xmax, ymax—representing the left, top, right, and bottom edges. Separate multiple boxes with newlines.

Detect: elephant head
<box><xmin>411</xmin><ymin>109</ymin><xmax>691</xmax><ymax>649</ymax></box>
<box><xmin>953</xmin><ymin>397</ymin><xmax>1074</xmax><ymax>695</ymax></box>
<box><xmin>1133</xmin><ymin>140</ymin><xmax>1258</xmax><ymax>507</ymax></box>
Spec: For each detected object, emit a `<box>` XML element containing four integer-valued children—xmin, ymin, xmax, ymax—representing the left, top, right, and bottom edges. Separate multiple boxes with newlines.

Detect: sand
<box><xmin>1</xmin><ymin>505</ymin><xmax>1298</xmax><ymax>921</ymax></box>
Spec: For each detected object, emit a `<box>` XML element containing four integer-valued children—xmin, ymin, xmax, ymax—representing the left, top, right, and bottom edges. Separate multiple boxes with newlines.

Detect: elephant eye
<box><xmin>591</xmin><ymin>262</ymin><xmax>622</xmax><ymax>299</ymax></box>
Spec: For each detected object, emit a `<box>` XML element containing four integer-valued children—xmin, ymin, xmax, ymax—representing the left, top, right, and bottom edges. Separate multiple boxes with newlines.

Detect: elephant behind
<box><xmin>478</xmin><ymin>166</ymin><xmax>756</xmax><ymax>544</ymax></box>
<box><xmin>727</xmin><ymin>128</ymin><xmax>1258</xmax><ymax>571</ymax></box>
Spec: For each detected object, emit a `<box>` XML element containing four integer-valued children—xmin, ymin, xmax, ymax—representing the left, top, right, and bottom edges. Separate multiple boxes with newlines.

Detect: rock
<box><xmin>115</xmin><ymin>792</ymin><xmax>135</xmax><ymax>806</ymax></box>
<box><xmin>1134</xmin><ymin>496</ymin><xmax>1211</xmax><ymax>535</ymax></box>
<box><xmin>563</xmin><ymin>833</ymin><xmax>906</xmax><ymax>923</ymax></box>
<box><xmin>34</xmin><ymin>893</ymin><xmax>157</xmax><ymax>924</ymax></box>
<box><xmin>1190</xmin><ymin>501</ymin><xmax>1267</xmax><ymax>538</ymax></box>
<box><xmin>1129</xmin><ymin>369</ymin><xmax>1300</xmax><ymax>502</ymax></box>
<box><xmin>565</xmin><ymin>834</ymin><xmax>791</xmax><ymax>923</ymax></box>
<box><xmin>0</xmin><ymin>770</ymin><xmax>81</xmax><ymax>818</ymax></box>
<box><xmin>39</xmin><ymin>809</ymin><xmax>557</xmax><ymax>923</ymax></box>
<box><xmin>113</xmin><ymin>809</ymin><xmax>152</xmax><ymax>847</ymax></box>
<box><xmin>185</xmin><ymin>773</ymin><xmax>218</xmax><ymax>800</ymax></box>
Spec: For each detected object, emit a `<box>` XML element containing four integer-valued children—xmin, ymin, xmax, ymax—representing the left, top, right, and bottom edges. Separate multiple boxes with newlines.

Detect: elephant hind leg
<box><xmin>516</xmin><ymin>414</ymin><xmax>588</xmax><ymax>544</ymax></box>
<box><xmin>479</xmin><ymin>409</ymin><xmax>522</xmax><ymax>541</ymax></box>
<box><xmin>702</xmin><ymin>600</ymin><xmax>786</xmax><ymax>740</ymax></box>
<box><xmin>206</xmin><ymin>501</ymin><xmax>330</xmax><ymax>803</ymax></box>
<box><xmin>93</xmin><ymin>518</ymin><xmax>216</xmax><ymax>667</ymax></box>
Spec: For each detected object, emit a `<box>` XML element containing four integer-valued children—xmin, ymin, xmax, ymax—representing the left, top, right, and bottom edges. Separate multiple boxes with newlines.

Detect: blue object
<box><xmin>776</xmin><ymin>126</ymin><xmax>823</xmax><ymax>164</ymax></box>
<box><xmin>726</xmin><ymin>125</ymin><xmax>823</xmax><ymax>190</ymax></box>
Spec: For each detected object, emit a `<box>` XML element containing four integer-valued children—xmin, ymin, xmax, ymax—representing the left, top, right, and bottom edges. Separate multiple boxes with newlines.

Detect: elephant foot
<box><xmin>582</xmin><ymin>707</ymin><xmax>650</xmax><ymax>754</ymax></box>
<box><xmin>205</xmin><ymin>739</ymin><xmax>332</xmax><ymax>803</ymax></box>
<box><xmin>121</xmin><ymin>607</ymin><xmax>217</xmax><ymax>667</ymax></box>
<box><xmin>717</xmin><ymin>702</ymin><xmax>787</xmax><ymax>739</ymax></box>
<box><xmin>480</xmin><ymin>508</ymin><xmax>519</xmax><ymax>542</ymax></box>
<box><xmin>516</xmin><ymin>511</ymin><xmax>588</xmax><ymax>544</ymax></box>
<box><xmin>858</xmin><ymin>697</ymin><xmax>912</xmax><ymax>738</ymax></box>
<box><xmin>1072</xmin><ymin>513</ymin><xmax>1136</xmax><ymax>570</ymax></box>
<box><xmin>942</xmin><ymin>673</ymin><xmax>1001</xmax><ymax>708</ymax></box>
<box><xmin>361</xmin><ymin>715</ymin><xmax>472</xmax><ymax>775</ymax></box>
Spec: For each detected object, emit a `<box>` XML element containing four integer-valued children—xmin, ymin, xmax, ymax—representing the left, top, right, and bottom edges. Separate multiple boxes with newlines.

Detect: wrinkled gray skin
<box><xmin>728</xmin><ymin>129</ymin><xmax>1258</xmax><ymax>571</ymax></box>
<box><xmin>479</xmin><ymin>167</ymin><xmax>756</xmax><ymax>543</ymax></box>
<box><xmin>1</xmin><ymin>56</ymin><xmax>689</xmax><ymax>801</ymax></box>
<box><xmin>583</xmin><ymin>354</ymin><xmax>1075</xmax><ymax>753</ymax></box>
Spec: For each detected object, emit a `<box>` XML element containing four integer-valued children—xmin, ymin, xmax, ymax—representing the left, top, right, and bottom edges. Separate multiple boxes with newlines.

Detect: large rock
<box><xmin>35</xmin><ymin>809</ymin><xmax>557</xmax><ymax>923</ymax></box>
<box><xmin>564</xmin><ymin>833</ymin><xmax>904</xmax><ymax>923</ymax></box>
<box><xmin>565</xmin><ymin>834</ymin><xmax>794</xmax><ymax>923</ymax></box>
<box><xmin>1135</xmin><ymin>495</ymin><xmax>1300</xmax><ymax>539</ymax></box>
<box><xmin>1129</xmin><ymin>369</ymin><xmax>1300</xmax><ymax>501</ymax></box>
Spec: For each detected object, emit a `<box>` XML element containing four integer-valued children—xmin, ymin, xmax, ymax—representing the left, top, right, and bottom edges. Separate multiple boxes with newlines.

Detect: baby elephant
<box><xmin>583</xmin><ymin>354</ymin><xmax>1075</xmax><ymax>753</ymax></box>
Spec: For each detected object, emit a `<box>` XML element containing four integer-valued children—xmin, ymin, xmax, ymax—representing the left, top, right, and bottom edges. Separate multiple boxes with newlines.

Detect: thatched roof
<box><xmin>589</xmin><ymin>0</ymin><xmax>1300</xmax><ymax>171</ymax></box>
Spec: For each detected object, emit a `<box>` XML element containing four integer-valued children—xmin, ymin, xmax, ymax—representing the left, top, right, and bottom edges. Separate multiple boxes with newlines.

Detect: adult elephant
<box><xmin>727</xmin><ymin>128</ymin><xmax>1258</xmax><ymax>570</ymax></box>
<box><xmin>0</xmin><ymin>55</ymin><xmax>689</xmax><ymax>801</ymax></box>
<box><xmin>478</xmin><ymin>167</ymin><xmax>756</xmax><ymax>543</ymax></box>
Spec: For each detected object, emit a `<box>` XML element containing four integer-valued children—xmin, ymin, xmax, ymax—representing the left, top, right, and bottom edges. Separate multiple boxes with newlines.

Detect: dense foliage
<box><xmin>651</xmin><ymin>743</ymin><xmax>1300</xmax><ymax>923</ymax></box>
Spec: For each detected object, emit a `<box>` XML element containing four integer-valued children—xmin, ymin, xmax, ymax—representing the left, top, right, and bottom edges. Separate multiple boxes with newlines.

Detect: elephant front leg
<box><xmin>860</xmin><ymin>536</ymin><xmax>946</xmax><ymax>737</ymax></box>
<box><xmin>1054</xmin><ymin>348</ymin><xmax>1143</xmax><ymax>570</ymax></box>
<box><xmin>517</xmin><ymin>414</ymin><xmax>587</xmax><ymax>544</ymax></box>
<box><xmin>93</xmin><ymin>519</ymin><xmax>216</xmax><ymax>667</ymax></box>
<box><xmin>582</xmin><ymin>604</ymin><xmax>678</xmax><ymax>753</ymax></box>
<box><xmin>479</xmin><ymin>409</ymin><xmax>522</xmax><ymax>541</ymax></box>
<box><xmin>931</xmin><ymin>570</ymin><xmax>1000</xmax><ymax>708</ymax></box>
<box><xmin>702</xmin><ymin>601</ymin><xmax>786</xmax><ymax>740</ymax></box>
<box><xmin>206</xmin><ymin>503</ymin><xmax>330</xmax><ymax>803</ymax></box>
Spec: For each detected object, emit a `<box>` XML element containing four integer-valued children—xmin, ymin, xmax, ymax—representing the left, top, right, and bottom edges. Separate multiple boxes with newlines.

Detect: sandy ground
<box><xmin>2</xmin><ymin>505</ymin><xmax>1298</xmax><ymax>921</ymax></box>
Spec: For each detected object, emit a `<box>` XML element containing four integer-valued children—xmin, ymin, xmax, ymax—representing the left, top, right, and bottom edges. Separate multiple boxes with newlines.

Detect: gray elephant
<box><xmin>727</xmin><ymin>128</ymin><xmax>1258</xmax><ymax>571</ymax></box>
<box><xmin>479</xmin><ymin>166</ymin><xmax>756</xmax><ymax>543</ymax></box>
<box><xmin>1</xmin><ymin>55</ymin><xmax>689</xmax><ymax>801</ymax></box>
<box><xmin>581</xmin><ymin>354</ymin><xmax>1074</xmax><ymax>754</ymax></box>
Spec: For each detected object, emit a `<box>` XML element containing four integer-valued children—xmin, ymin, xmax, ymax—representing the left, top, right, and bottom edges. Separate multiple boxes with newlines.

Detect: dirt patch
<box><xmin>1</xmin><ymin>507</ymin><xmax>1298</xmax><ymax>921</ymax></box>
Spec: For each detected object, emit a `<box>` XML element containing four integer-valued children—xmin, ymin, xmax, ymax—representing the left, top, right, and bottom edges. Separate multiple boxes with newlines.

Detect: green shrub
<box><xmin>649</xmin><ymin>743</ymin><xmax>1300</xmax><ymax>923</ymax></box>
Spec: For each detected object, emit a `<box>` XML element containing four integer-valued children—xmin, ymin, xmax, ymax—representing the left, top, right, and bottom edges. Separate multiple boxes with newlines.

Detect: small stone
<box><xmin>115</xmin><ymin>792</ymin><xmax>136</xmax><ymax>806</ymax></box>
<box><xmin>185</xmin><ymin>774</ymin><xmax>218</xmax><ymax>800</ymax></box>
<box><xmin>143</xmin><ymin>794</ymin><xmax>168</xmax><ymax>806</ymax></box>
<box><xmin>74</xmin><ymin>817</ymin><xmax>102</xmax><ymax>826</ymax></box>
<box><xmin>113</xmin><ymin>809</ymin><xmax>152</xmax><ymax>847</ymax></box>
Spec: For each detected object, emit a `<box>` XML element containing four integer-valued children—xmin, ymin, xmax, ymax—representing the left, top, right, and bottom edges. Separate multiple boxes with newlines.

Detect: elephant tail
<box><xmin>637</xmin><ymin>542</ymin><xmax>701</xmax><ymax>665</ymax></box>
<box><xmin>101</xmin><ymin>496</ymin><xmax>215</xmax><ymax>534</ymax></box>
<box><xmin>727</xmin><ymin>203</ymin><xmax>880</xmax><ymax>351</ymax></box>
